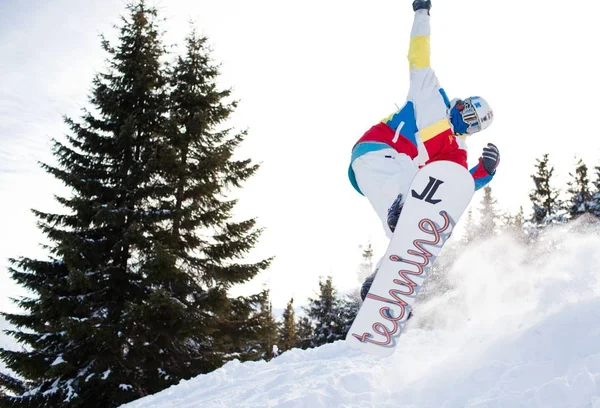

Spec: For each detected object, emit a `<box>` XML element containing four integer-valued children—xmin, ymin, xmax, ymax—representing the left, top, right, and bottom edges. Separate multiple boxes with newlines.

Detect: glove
<box><xmin>413</xmin><ymin>0</ymin><xmax>432</xmax><ymax>14</ymax></box>
<box><xmin>481</xmin><ymin>143</ymin><xmax>500</xmax><ymax>174</ymax></box>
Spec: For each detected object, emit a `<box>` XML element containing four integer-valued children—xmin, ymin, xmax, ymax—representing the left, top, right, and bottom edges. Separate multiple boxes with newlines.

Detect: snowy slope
<box><xmin>121</xmin><ymin>222</ymin><xmax>600</xmax><ymax>408</ymax></box>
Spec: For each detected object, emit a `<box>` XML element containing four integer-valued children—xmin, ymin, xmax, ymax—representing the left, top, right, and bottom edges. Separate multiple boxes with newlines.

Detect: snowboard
<box><xmin>346</xmin><ymin>160</ymin><xmax>475</xmax><ymax>357</ymax></box>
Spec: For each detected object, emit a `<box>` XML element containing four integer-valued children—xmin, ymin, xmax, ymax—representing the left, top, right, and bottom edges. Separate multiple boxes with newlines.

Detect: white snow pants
<box><xmin>351</xmin><ymin>148</ymin><xmax>418</xmax><ymax>239</ymax></box>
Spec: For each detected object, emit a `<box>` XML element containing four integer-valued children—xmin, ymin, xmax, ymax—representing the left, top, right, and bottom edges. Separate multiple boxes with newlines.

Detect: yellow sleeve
<box><xmin>407</xmin><ymin>10</ymin><xmax>431</xmax><ymax>71</ymax></box>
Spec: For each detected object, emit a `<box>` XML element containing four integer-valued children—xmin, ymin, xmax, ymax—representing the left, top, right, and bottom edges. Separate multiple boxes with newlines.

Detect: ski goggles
<box><xmin>454</xmin><ymin>99</ymin><xmax>481</xmax><ymax>134</ymax></box>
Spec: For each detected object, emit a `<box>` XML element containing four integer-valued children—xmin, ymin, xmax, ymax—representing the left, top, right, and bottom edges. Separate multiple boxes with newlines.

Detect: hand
<box><xmin>481</xmin><ymin>143</ymin><xmax>500</xmax><ymax>173</ymax></box>
<box><xmin>413</xmin><ymin>0</ymin><xmax>432</xmax><ymax>13</ymax></box>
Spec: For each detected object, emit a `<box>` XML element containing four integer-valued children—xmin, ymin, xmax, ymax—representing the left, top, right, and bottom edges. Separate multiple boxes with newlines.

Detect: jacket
<box><xmin>349</xmin><ymin>10</ymin><xmax>494</xmax><ymax>195</ymax></box>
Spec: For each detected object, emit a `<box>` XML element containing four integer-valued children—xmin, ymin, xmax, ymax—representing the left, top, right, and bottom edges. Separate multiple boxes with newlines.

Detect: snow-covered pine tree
<box><xmin>279</xmin><ymin>298</ymin><xmax>298</xmax><ymax>353</ymax></box>
<box><xmin>565</xmin><ymin>158</ymin><xmax>593</xmax><ymax>220</ymax></box>
<box><xmin>591</xmin><ymin>163</ymin><xmax>600</xmax><ymax>218</ymax></box>
<box><xmin>0</xmin><ymin>2</ymin><xmax>269</xmax><ymax>407</ymax></box>
<box><xmin>356</xmin><ymin>242</ymin><xmax>374</xmax><ymax>284</ymax></box>
<box><xmin>303</xmin><ymin>277</ymin><xmax>346</xmax><ymax>347</ymax></box>
<box><xmin>474</xmin><ymin>186</ymin><xmax>501</xmax><ymax>239</ymax></box>
<box><xmin>526</xmin><ymin>154</ymin><xmax>566</xmax><ymax>235</ymax></box>
<box><xmin>248</xmin><ymin>289</ymin><xmax>280</xmax><ymax>361</ymax></box>
<box><xmin>0</xmin><ymin>4</ymin><xmax>171</xmax><ymax>406</ymax></box>
<box><xmin>502</xmin><ymin>206</ymin><xmax>527</xmax><ymax>242</ymax></box>
<box><xmin>295</xmin><ymin>316</ymin><xmax>314</xmax><ymax>350</ymax></box>
<box><xmin>340</xmin><ymin>294</ymin><xmax>361</xmax><ymax>338</ymax></box>
<box><xmin>160</xmin><ymin>26</ymin><xmax>270</xmax><ymax>366</ymax></box>
<box><xmin>461</xmin><ymin>208</ymin><xmax>477</xmax><ymax>244</ymax></box>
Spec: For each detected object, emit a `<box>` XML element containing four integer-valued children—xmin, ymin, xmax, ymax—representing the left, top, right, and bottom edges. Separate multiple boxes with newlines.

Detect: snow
<box><xmin>119</xmin><ymin>223</ymin><xmax>600</xmax><ymax>408</ymax></box>
<box><xmin>50</xmin><ymin>355</ymin><xmax>65</xmax><ymax>366</ymax></box>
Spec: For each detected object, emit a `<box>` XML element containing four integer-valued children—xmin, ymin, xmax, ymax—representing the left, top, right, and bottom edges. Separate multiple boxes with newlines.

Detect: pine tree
<box><xmin>461</xmin><ymin>208</ymin><xmax>477</xmax><ymax>244</ymax></box>
<box><xmin>510</xmin><ymin>206</ymin><xmax>525</xmax><ymax>230</ymax></box>
<box><xmin>340</xmin><ymin>294</ymin><xmax>361</xmax><ymax>337</ymax></box>
<box><xmin>158</xmin><ymin>26</ymin><xmax>270</xmax><ymax>365</ymax></box>
<box><xmin>565</xmin><ymin>158</ymin><xmax>593</xmax><ymax>220</ymax></box>
<box><xmin>528</xmin><ymin>154</ymin><xmax>565</xmax><ymax>229</ymax></box>
<box><xmin>295</xmin><ymin>316</ymin><xmax>314</xmax><ymax>350</ymax></box>
<box><xmin>503</xmin><ymin>206</ymin><xmax>527</xmax><ymax>242</ymax></box>
<box><xmin>356</xmin><ymin>242</ymin><xmax>374</xmax><ymax>284</ymax></box>
<box><xmin>0</xmin><ymin>3</ymin><xmax>268</xmax><ymax>407</ymax></box>
<box><xmin>591</xmin><ymin>163</ymin><xmax>600</xmax><ymax>218</ymax></box>
<box><xmin>250</xmin><ymin>289</ymin><xmax>280</xmax><ymax>361</ymax></box>
<box><xmin>303</xmin><ymin>277</ymin><xmax>346</xmax><ymax>347</ymax></box>
<box><xmin>279</xmin><ymin>298</ymin><xmax>298</xmax><ymax>352</ymax></box>
<box><xmin>0</xmin><ymin>4</ymin><xmax>170</xmax><ymax>406</ymax></box>
<box><xmin>474</xmin><ymin>186</ymin><xmax>500</xmax><ymax>239</ymax></box>
<box><xmin>210</xmin><ymin>294</ymin><xmax>267</xmax><ymax>364</ymax></box>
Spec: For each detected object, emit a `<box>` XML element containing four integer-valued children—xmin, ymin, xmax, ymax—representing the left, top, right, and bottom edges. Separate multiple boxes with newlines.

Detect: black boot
<box><xmin>387</xmin><ymin>193</ymin><xmax>404</xmax><ymax>233</ymax></box>
<box><xmin>360</xmin><ymin>270</ymin><xmax>377</xmax><ymax>301</ymax></box>
<box><xmin>360</xmin><ymin>270</ymin><xmax>415</xmax><ymax>321</ymax></box>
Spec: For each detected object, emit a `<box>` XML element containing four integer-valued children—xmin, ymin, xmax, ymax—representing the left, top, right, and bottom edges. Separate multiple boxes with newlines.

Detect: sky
<box><xmin>2</xmin><ymin>0</ymin><xmax>600</xmax><ymax>312</ymax></box>
<box><xmin>120</xmin><ymin>223</ymin><xmax>600</xmax><ymax>407</ymax></box>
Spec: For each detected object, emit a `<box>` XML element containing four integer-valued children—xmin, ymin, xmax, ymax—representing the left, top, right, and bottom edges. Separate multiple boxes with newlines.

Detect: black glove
<box><xmin>413</xmin><ymin>0</ymin><xmax>432</xmax><ymax>14</ymax></box>
<box><xmin>481</xmin><ymin>143</ymin><xmax>500</xmax><ymax>174</ymax></box>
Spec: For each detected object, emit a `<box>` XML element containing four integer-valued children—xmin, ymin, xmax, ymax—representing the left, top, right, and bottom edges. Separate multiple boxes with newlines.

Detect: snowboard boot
<box><xmin>360</xmin><ymin>271</ymin><xmax>414</xmax><ymax>320</ymax></box>
<box><xmin>387</xmin><ymin>192</ymin><xmax>405</xmax><ymax>233</ymax></box>
<box><xmin>360</xmin><ymin>270</ymin><xmax>378</xmax><ymax>301</ymax></box>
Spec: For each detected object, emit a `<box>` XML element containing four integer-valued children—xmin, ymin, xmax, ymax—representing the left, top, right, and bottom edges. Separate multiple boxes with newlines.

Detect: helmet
<box><xmin>450</xmin><ymin>96</ymin><xmax>494</xmax><ymax>135</ymax></box>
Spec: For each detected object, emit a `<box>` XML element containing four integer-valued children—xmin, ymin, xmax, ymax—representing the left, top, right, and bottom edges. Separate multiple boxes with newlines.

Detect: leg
<box><xmin>351</xmin><ymin>149</ymin><xmax>418</xmax><ymax>239</ymax></box>
<box><xmin>352</xmin><ymin>149</ymin><xmax>418</xmax><ymax>301</ymax></box>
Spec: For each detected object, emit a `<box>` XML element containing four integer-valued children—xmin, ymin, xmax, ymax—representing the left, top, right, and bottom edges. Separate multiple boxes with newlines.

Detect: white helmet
<box><xmin>451</xmin><ymin>96</ymin><xmax>494</xmax><ymax>135</ymax></box>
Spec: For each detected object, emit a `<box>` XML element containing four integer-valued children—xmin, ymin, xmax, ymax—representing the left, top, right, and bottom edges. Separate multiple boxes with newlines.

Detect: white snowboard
<box><xmin>346</xmin><ymin>160</ymin><xmax>475</xmax><ymax>357</ymax></box>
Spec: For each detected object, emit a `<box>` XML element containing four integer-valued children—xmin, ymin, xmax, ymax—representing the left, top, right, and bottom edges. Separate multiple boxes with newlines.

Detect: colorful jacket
<box><xmin>349</xmin><ymin>10</ymin><xmax>494</xmax><ymax>196</ymax></box>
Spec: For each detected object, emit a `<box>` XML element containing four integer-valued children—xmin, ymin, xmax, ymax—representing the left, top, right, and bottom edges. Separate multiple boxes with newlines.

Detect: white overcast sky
<box><xmin>1</xmin><ymin>0</ymin><xmax>600</xmax><ymax>311</ymax></box>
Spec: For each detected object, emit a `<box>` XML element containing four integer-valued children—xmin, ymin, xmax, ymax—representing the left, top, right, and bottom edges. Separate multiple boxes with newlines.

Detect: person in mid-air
<box><xmin>348</xmin><ymin>0</ymin><xmax>500</xmax><ymax>300</ymax></box>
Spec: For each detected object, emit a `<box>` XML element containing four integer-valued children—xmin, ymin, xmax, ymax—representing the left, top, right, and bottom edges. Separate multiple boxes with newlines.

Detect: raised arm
<box><xmin>407</xmin><ymin>5</ymin><xmax>451</xmax><ymax>139</ymax></box>
<box><xmin>408</xmin><ymin>8</ymin><xmax>432</xmax><ymax>73</ymax></box>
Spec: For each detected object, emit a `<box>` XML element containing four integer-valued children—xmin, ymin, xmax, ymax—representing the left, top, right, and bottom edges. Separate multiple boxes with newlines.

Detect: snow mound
<box><xmin>121</xmin><ymin>223</ymin><xmax>600</xmax><ymax>408</ymax></box>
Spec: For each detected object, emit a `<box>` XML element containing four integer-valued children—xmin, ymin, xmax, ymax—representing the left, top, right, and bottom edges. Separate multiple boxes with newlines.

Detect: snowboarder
<box><xmin>348</xmin><ymin>0</ymin><xmax>500</xmax><ymax>300</ymax></box>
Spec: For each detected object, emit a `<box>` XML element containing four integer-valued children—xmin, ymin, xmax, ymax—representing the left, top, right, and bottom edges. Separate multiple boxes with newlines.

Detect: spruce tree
<box><xmin>565</xmin><ymin>158</ymin><xmax>593</xmax><ymax>220</ymax></box>
<box><xmin>249</xmin><ymin>289</ymin><xmax>280</xmax><ymax>361</ymax></box>
<box><xmin>474</xmin><ymin>186</ymin><xmax>500</xmax><ymax>239</ymax></box>
<box><xmin>514</xmin><ymin>206</ymin><xmax>525</xmax><ymax>230</ymax></box>
<box><xmin>303</xmin><ymin>277</ymin><xmax>346</xmax><ymax>347</ymax></box>
<box><xmin>504</xmin><ymin>206</ymin><xmax>525</xmax><ymax>230</ymax></box>
<box><xmin>503</xmin><ymin>206</ymin><xmax>527</xmax><ymax>242</ymax></box>
<box><xmin>0</xmin><ymin>3</ymin><xmax>170</xmax><ymax>406</ymax></box>
<box><xmin>295</xmin><ymin>316</ymin><xmax>314</xmax><ymax>350</ymax></box>
<box><xmin>356</xmin><ymin>243</ymin><xmax>374</xmax><ymax>284</ymax></box>
<box><xmin>0</xmin><ymin>3</ymin><xmax>268</xmax><ymax>407</ymax></box>
<box><xmin>279</xmin><ymin>298</ymin><xmax>298</xmax><ymax>352</ymax></box>
<box><xmin>461</xmin><ymin>208</ymin><xmax>477</xmax><ymax>244</ymax></box>
<box><xmin>158</xmin><ymin>27</ymin><xmax>270</xmax><ymax>365</ymax></box>
<box><xmin>591</xmin><ymin>163</ymin><xmax>600</xmax><ymax>218</ymax></box>
<box><xmin>528</xmin><ymin>154</ymin><xmax>565</xmax><ymax>229</ymax></box>
<box><xmin>340</xmin><ymin>294</ymin><xmax>361</xmax><ymax>337</ymax></box>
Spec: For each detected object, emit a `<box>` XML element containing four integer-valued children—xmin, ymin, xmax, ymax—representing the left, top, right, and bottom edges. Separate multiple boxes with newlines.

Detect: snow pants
<box><xmin>351</xmin><ymin>148</ymin><xmax>418</xmax><ymax>239</ymax></box>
